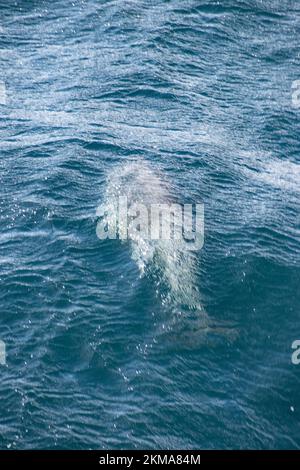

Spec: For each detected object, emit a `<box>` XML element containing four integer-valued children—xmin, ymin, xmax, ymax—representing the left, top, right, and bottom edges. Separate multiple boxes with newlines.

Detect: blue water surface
<box><xmin>0</xmin><ymin>0</ymin><xmax>300</xmax><ymax>449</ymax></box>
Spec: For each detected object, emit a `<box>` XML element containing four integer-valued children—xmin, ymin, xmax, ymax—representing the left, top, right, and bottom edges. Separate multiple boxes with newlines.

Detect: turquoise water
<box><xmin>1</xmin><ymin>0</ymin><xmax>300</xmax><ymax>449</ymax></box>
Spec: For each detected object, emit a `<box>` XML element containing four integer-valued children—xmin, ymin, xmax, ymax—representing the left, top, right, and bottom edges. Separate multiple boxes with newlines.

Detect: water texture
<box><xmin>0</xmin><ymin>0</ymin><xmax>300</xmax><ymax>449</ymax></box>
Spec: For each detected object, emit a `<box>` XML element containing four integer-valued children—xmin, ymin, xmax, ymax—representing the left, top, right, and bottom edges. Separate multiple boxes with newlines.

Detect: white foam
<box><xmin>0</xmin><ymin>82</ymin><xmax>6</xmax><ymax>105</ymax></box>
<box><xmin>243</xmin><ymin>156</ymin><xmax>300</xmax><ymax>194</ymax></box>
<box><xmin>258</xmin><ymin>160</ymin><xmax>300</xmax><ymax>193</ymax></box>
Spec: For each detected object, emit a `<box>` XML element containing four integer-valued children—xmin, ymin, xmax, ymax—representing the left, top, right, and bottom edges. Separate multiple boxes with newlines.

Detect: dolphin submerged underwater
<box><xmin>97</xmin><ymin>159</ymin><xmax>237</xmax><ymax>349</ymax></box>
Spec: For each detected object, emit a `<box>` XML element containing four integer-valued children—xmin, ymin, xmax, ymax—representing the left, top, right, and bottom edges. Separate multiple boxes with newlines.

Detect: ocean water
<box><xmin>0</xmin><ymin>0</ymin><xmax>300</xmax><ymax>450</ymax></box>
